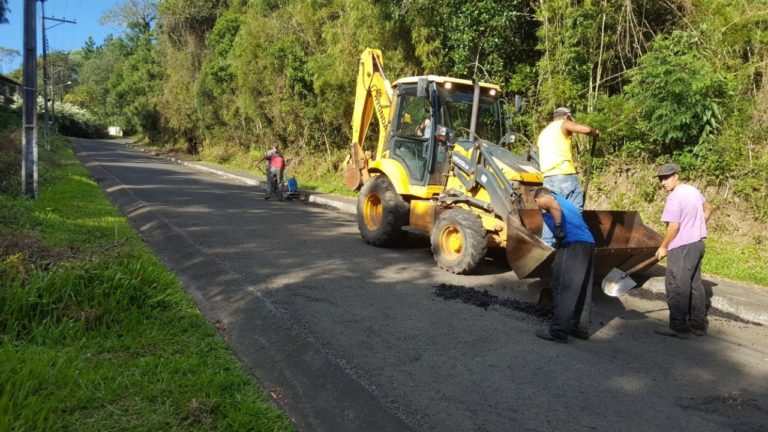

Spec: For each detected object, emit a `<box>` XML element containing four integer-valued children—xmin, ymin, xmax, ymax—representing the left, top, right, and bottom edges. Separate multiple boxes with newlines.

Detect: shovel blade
<box><xmin>601</xmin><ymin>267</ymin><xmax>637</xmax><ymax>297</ymax></box>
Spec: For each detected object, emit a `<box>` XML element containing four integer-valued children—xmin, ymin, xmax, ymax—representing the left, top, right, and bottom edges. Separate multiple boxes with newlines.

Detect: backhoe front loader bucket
<box><xmin>505</xmin><ymin>209</ymin><xmax>554</xmax><ymax>278</ymax></box>
<box><xmin>583</xmin><ymin>210</ymin><xmax>662</xmax><ymax>276</ymax></box>
<box><xmin>506</xmin><ymin>210</ymin><xmax>662</xmax><ymax>279</ymax></box>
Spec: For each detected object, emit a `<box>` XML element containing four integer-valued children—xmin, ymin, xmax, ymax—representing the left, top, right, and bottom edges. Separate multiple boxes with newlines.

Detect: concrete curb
<box><xmin>120</xmin><ymin>141</ymin><xmax>768</xmax><ymax>327</ymax></box>
<box><xmin>640</xmin><ymin>275</ymin><xmax>768</xmax><ymax>326</ymax></box>
<box><xmin>305</xmin><ymin>193</ymin><xmax>357</xmax><ymax>213</ymax></box>
<box><xmin>124</xmin><ymin>142</ymin><xmax>359</xmax><ymax>213</ymax></box>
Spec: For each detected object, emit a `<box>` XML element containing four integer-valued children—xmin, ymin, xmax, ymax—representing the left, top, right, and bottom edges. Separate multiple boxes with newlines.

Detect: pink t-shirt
<box><xmin>661</xmin><ymin>183</ymin><xmax>708</xmax><ymax>250</ymax></box>
<box><xmin>269</xmin><ymin>154</ymin><xmax>285</xmax><ymax>169</ymax></box>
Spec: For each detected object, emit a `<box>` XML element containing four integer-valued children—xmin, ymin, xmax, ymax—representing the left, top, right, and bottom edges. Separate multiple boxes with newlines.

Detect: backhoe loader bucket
<box><xmin>584</xmin><ymin>211</ymin><xmax>662</xmax><ymax>276</ymax></box>
<box><xmin>505</xmin><ymin>209</ymin><xmax>554</xmax><ymax>278</ymax></box>
<box><xmin>506</xmin><ymin>210</ymin><xmax>662</xmax><ymax>279</ymax></box>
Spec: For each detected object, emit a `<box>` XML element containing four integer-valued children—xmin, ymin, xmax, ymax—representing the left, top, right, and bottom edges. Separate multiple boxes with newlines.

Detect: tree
<box><xmin>100</xmin><ymin>0</ymin><xmax>158</xmax><ymax>35</ymax></box>
<box><xmin>624</xmin><ymin>31</ymin><xmax>732</xmax><ymax>155</ymax></box>
<box><xmin>82</xmin><ymin>36</ymin><xmax>97</xmax><ymax>59</ymax></box>
<box><xmin>0</xmin><ymin>46</ymin><xmax>20</xmax><ymax>73</ymax></box>
<box><xmin>69</xmin><ymin>37</ymin><xmax>131</xmax><ymax>121</ymax></box>
<box><xmin>107</xmin><ymin>34</ymin><xmax>162</xmax><ymax>135</ymax></box>
<box><xmin>0</xmin><ymin>0</ymin><xmax>8</xmax><ymax>24</ymax></box>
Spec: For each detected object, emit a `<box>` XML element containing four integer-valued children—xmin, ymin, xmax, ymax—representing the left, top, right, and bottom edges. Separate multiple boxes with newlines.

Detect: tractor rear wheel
<box><xmin>431</xmin><ymin>208</ymin><xmax>487</xmax><ymax>274</ymax></box>
<box><xmin>357</xmin><ymin>175</ymin><xmax>408</xmax><ymax>247</ymax></box>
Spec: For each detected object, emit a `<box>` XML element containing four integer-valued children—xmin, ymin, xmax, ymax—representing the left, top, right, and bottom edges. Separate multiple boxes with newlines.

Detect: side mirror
<box><xmin>514</xmin><ymin>94</ymin><xmax>524</xmax><ymax>113</ymax></box>
<box><xmin>505</xmin><ymin>106</ymin><xmax>515</xmax><ymax>130</ymax></box>
<box><xmin>500</xmin><ymin>132</ymin><xmax>516</xmax><ymax>146</ymax></box>
<box><xmin>499</xmin><ymin>99</ymin><xmax>513</xmax><ymax>130</ymax></box>
<box><xmin>417</xmin><ymin>77</ymin><xmax>428</xmax><ymax>98</ymax></box>
<box><xmin>435</xmin><ymin>125</ymin><xmax>451</xmax><ymax>143</ymax></box>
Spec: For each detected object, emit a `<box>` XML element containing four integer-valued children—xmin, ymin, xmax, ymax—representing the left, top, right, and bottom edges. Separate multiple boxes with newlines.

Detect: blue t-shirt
<box><xmin>542</xmin><ymin>194</ymin><xmax>595</xmax><ymax>245</ymax></box>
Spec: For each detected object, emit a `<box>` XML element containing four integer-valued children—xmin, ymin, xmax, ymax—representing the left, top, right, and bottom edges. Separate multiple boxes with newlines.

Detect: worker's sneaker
<box><xmin>569</xmin><ymin>328</ymin><xmax>590</xmax><ymax>340</ymax></box>
<box><xmin>689</xmin><ymin>327</ymin><xmax>707</xmax><ymax>336</ymax></box>
<box><xmin>654</xmin><ymin>326</ymin><xmax>689</xmax><ymax>339</ymax></box>
<box><xmin>535</xmin><ymin>327</ymin><xmax>567</xmax><ymax>344</ymax></box>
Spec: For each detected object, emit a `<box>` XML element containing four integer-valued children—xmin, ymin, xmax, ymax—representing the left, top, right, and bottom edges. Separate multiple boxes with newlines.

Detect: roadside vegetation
<box><xmin>0</xmin><ymin>108</ymin><xmax>292</xmax><ymax>430</ymax></box>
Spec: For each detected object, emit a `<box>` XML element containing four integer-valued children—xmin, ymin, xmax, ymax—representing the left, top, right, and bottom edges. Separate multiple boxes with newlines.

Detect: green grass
<box><xmin>0</xmin><ymin>134</ymin><xmax>292</xmax><ymax>431</ymax></box>
<box><xmin>702</xmin><ymin>234</ymin><xmax>768</xmax><ymax>287</ymax></box>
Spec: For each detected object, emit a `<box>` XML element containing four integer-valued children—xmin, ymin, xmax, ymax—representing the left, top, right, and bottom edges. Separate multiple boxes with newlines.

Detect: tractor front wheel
<box><xmin>431</xmin><ymin>208</ymin><xmax>487</xmax><ymax>274</ymax></box>
<box><xmin>357</xmin><ymin>175</ymin><xmax>408</xmax><ymax>247</ymax></box>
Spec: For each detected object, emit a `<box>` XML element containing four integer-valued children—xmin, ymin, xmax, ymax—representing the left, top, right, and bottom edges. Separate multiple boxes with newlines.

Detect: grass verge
<box><xmin>0</xmin><ymin>133</ymin><xmax>292</xmax><ymax>431</ymax></box>
<box><xmin>702</xmin><ymin>234</ymin><xmax>768</xmax><ymax>287</ymax></box>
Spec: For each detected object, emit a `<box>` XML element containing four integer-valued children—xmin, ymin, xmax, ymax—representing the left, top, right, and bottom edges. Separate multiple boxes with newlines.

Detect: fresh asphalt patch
<box><xmin>437</xmin><ymin>282</ymin><xmax>765</xmax><ymax>328</ymax></box>
<box><xmin>433</xmin><ymin>283</ymin><xmax>552</xmax><ymax>320</ymax></box>
<box><xmin>676</xmin><ymin>393</ymin><xmax>768</xmax><ymax>432</ymax></box>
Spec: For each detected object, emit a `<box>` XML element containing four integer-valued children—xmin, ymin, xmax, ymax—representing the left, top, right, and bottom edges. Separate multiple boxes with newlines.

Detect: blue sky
<box><xmin>1</xmin><ymin>0</ymin><xmax>124</xmax><ymax>73</ymax></box>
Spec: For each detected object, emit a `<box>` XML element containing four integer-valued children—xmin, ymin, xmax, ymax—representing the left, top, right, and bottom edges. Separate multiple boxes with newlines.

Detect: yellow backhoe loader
<box><xmin>344</xmin><ymin>48</ymin><xmax>661</xmax><ymax>278</ymax></box>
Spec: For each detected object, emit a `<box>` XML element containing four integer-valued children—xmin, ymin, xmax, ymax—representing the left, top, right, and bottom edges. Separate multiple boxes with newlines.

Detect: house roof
<box><xmin>0</xmin><ymin>74</ymin><xmax>22</xmax><ymax>87</ymax></box>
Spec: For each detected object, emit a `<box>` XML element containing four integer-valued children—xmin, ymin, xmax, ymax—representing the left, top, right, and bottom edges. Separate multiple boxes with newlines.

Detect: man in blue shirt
<box><xmin>533</xmin><ymin>187</ymin><xmax>595</xmax><ymax>343</ymax></box>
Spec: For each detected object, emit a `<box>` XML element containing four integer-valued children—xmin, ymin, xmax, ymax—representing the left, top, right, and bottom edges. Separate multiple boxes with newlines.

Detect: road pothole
<box><xmin>676</xmin><ymin>392</ymin><xmax>767</xmax><ymax>431</ymax></box>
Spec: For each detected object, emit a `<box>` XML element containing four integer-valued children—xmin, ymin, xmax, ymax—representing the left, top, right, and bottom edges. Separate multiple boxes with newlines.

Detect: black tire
<box><xmin>430</xmin><ymin>208</ymin><xmax>487</xmax><ymax>274</ymax></box>
<box><xmin>357</xmin><ymin>175</ymin><xmax>409</xmax><ymax>247</ymax></box>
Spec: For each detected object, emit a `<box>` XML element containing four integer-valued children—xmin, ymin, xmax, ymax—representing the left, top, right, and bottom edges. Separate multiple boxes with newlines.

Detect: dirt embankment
<box><xmin>586</xmin><ymin>159</ymin><xmax>766</xmax><ymax>248</ymax></box>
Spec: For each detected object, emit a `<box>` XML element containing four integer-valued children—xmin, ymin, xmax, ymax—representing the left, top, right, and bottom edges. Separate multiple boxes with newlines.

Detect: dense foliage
<box><xmin>13</xmin><ymin>0</ymin><xmax>768</xmax><ymax>219</ymax></box>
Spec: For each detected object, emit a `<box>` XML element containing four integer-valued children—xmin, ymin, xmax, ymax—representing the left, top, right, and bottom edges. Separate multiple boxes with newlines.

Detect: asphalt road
<box><xmin>74</xmin><ymin>139</ymin><xmax>768</xmax><ymax>432</ymax></box>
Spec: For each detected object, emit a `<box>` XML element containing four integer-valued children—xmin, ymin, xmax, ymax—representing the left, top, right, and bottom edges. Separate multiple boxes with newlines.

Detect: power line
<box><xmin>40</xmin><ymin>0</ymin><xmax>76</xmax><ymax>148</ymax></box>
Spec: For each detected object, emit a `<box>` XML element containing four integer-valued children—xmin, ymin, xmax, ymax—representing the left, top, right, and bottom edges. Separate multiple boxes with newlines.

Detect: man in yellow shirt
<box><xmin>537</xmin><ymin>107</ymin><xmax>600</xmax><ymax>245</ymax></box>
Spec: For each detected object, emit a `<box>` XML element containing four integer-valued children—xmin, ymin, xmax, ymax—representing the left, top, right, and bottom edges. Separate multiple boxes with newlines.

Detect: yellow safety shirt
<box><xmin>537</xmin><ymin>120</ymin><xmax>576</xmax><ymax>176</ymax></box>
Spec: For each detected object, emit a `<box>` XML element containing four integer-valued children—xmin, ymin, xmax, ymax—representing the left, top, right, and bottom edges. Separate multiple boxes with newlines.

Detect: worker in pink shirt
<box><xmin>654</xmin><ymin>163</ymin><xmax>714</xmax><ymax>339</ymax></box>
<box><xmin>257</xmin><ymin>145</ymin><xmax>286</xmax><ymax>200</ymax></box>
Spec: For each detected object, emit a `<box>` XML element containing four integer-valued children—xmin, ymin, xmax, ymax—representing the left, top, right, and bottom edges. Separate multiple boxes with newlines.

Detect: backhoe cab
<box><xmin>345</xmin><ymin>48</ymin><xmax>661</xmax><ymax>278</ymax></box>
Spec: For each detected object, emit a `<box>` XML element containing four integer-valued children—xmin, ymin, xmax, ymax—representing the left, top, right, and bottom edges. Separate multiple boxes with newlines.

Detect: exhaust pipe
<box><xmin>469</xmin><ymin>79</ymin><xmax>480</xmax><ymax>143</ymax></box>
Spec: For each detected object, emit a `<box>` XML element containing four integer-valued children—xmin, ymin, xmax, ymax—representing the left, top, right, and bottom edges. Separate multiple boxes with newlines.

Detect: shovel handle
<box><xmin>582</xmin><ymin>135</ymin><xmax>598</xmax><ymax>207</ymax></box>
<box><xmin>624</xmin><ymin>256</ymin><xmax>659</xmax><ymax>276</ymax></box>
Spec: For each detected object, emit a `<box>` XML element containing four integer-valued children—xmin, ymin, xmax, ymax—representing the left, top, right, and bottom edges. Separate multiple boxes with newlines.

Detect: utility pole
<box><xmin>40</xmin><ymin>0</ymin><xmax>75</xmax><ymax>142</ymax></box>
<box><xmin>40</xmin><ymin>0</ymin><xmax>49</xmax><ymax>148</ymax></box>
<box><xmin>21</xmin><ymin>0</ymin><xmax>37</xmax><ymax>199</ymax></box>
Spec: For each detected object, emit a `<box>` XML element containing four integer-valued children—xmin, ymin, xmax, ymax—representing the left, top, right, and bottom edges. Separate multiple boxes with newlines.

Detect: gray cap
<box><xmin>655</xmin><ymin>163</ymin><xmax>680</xmax><ymax>177</ymax></box>
<box><xmin>553</xmin><ymin>107</ymin><xmax>572</xmax><ymax>119</ymax></box>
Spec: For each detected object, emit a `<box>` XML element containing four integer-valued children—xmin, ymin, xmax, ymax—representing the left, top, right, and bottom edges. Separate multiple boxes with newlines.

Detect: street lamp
<box><xmin>50</xmin><ymin>81</ymin><xmax>72</xmax><ymax>126</ymax></box>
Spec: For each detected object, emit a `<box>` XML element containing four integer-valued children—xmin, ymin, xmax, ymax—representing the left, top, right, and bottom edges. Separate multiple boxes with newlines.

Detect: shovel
<box><xmin>601</xmin><ymin>256</ymin><xmax>659</xmax><ymax>297</ymax></box>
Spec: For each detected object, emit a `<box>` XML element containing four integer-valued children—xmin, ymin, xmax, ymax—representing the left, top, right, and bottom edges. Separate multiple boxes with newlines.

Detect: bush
<box><xmin>624</xmin><ymin>31</ymin><xmax>733</xmax><ymax>155</ymax></box>
<box><xmin>52</xmin><ymin>102</ymin><xmax>108</xmax><ymax>139</ymax></box>
<box><xmin>0</xmin><ymin>107</ymin><xmax>22</xmax><ymax>196</ymax></box>
<box><xmin>0</xmin><ymin>105</ymin><xmax>22</xmax><ymax>134</ymax></box>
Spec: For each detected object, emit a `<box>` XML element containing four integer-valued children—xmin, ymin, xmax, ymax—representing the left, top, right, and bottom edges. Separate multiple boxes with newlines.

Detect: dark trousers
<box><xmin>267</xmin><ymin>168</ymin><xmax>283</xmax><ymax>196</ymax></box>
<box><xmin>549</xmin><ymin>241</ymin><xmax>595</xmax><ymax>339</ymax></box>
<box><xmin>665</xmin><ymin>240</ymin><xmax>708</xmax><ymax>332</ymax></box>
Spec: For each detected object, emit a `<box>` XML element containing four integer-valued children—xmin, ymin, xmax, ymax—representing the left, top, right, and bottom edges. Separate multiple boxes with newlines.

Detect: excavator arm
<box><xmin>344</xmin><ymin>48</ymin><xmax>393</xmax><ymax>190</ymax></box>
